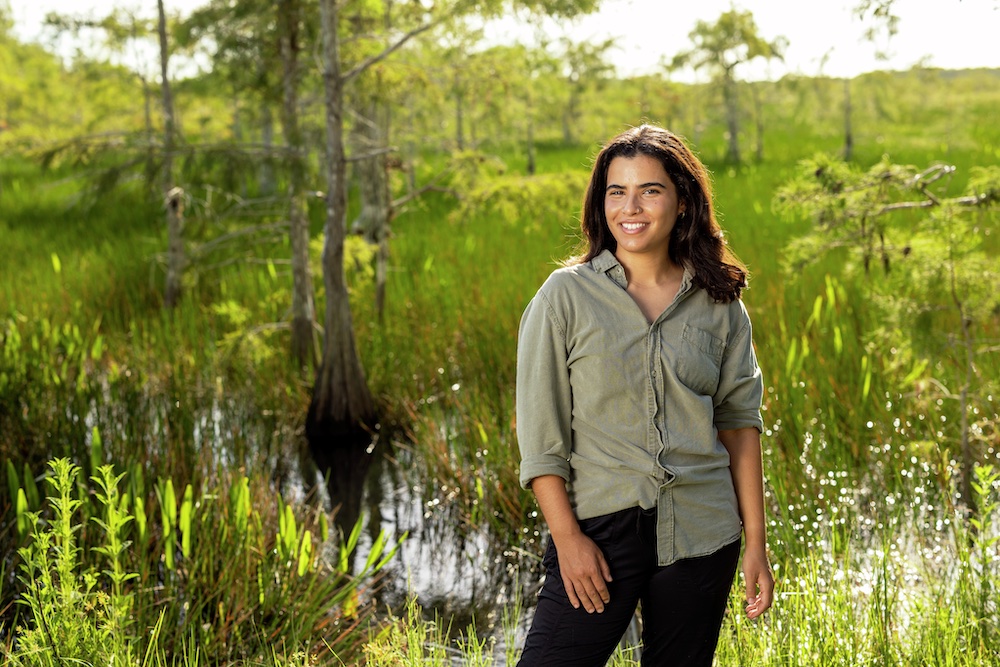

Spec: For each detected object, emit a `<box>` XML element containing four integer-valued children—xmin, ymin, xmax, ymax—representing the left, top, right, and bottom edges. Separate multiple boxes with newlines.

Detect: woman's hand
<box><xmin>741</xmin><ymin>546</ymin><xmax>774</xmax><ymax>619</ymax></box>
<box><xmin>553</xmin><ymin>530</ymin><xmax>613</xmax><ymax>613</ymax></box>
<box><xmin>529</xmin><ymin>474</ymin><xmax>613</xmax><ymax>614</ymax></box>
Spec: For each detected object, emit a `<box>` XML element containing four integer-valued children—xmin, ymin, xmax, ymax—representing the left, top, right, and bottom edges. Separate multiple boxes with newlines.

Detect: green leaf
<box><xmin>22</xmin><ymin>462</ymin><xmax>39</xmax><ymax>509</ymax></box>
<box><xmin>90</xmin><ymin>426</ymin><xmax>104</xmax><ymax>475</ymax></box>
<box><xmin>90</xmin><ymin>334</ymin><xmax>104</xmax><ymax>361</ymax></box>
<box><xmin>297</xmin><ymin>530</ymin><xmax>313</xmax><ymax>576</ymax></box>
<box><xmin>179</xmin><ymin>483</ymin><xmax>193</xmax><ymax>556</ymax></box>
<box><xmin>16</xmin><ymin>488</ymin><xmax>29</xmax><ymax>537</ymax></box>
<box><xmin>5</xmin><ymin>459</ymin><xmax>19</xmax><ymax>506</ymax></box>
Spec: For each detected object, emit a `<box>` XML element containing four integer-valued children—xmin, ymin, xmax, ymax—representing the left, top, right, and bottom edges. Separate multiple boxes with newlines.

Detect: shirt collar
<box><xmin>590</xmin><ymin>249</ymin><xmax>695</xmax><ymax>293</ymax></box>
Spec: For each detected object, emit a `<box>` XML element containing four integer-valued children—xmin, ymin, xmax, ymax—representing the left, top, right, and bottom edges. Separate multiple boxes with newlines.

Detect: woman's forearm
<box><xmin>529</xmin><ymin>475</ymin><xmax>581</xmax><ymax>543</ymax></box>
<box><xmin>718</xmin><ymin>427</ymin><xmax>768</xmax><ymax>550</ymax></box>
<box><xmin>719</xmin><ymin>426</ymin><xmax>774</xmax><ymax>617</ymax></box>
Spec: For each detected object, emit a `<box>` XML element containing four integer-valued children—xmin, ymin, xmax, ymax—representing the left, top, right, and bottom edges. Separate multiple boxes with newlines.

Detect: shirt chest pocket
<box><xmin>674</xmin><ymin>325</ymin><xmax>724</xmax><ymax>396</ymax></box>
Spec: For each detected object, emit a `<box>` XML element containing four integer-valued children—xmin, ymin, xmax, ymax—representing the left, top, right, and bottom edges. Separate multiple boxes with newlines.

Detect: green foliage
<box><xmin>673</xmin><ymin>8</ymin><xmax>787</xmax><ymax>75</ymax></box>
<box><xmin>774</xmin><ymin>155</ymin><xmax>1000</xmax><ymax>489</ymax></box>
<box><xmin>3</xmin><ymin>11</ymin><xmax>1000</xmax><ymax>659</ymax></box>
<box><xmin>446</xmin><ymin>151</ymin><xmax>589</xmax><ymax>234</ymax></box>
<box><xmin>2</xmin><ymin>455</ymin><xmax>402</xmax><ymax>665</ymax></box>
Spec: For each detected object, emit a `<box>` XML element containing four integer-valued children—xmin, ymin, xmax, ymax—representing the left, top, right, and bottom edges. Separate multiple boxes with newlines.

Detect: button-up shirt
<box><xmin>516</xmin><ymin>249</ymin><xmax>764</xmax><ymax>566</ymax></box>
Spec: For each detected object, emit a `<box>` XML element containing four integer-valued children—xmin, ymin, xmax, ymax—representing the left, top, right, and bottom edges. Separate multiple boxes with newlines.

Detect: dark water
<box><xmin>289</xmin><ymin>434</ymin><xmax>541</xmax><ymax>665</ymax></box>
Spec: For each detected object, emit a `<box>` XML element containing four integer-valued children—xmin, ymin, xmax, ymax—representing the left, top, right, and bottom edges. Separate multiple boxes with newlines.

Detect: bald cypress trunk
<box><xmin>723</xmin><ymin>67</ymin><xmax>741</xmax><ymax>164</ymax></box>
<box><xmin>310</xmin><ymin>0</ymin><xmax>376</xmax><ymax>435</ymax></box>
<box><xmin>350</xmin><ymin>93</ymin><xmax>392</xmax><ymax>320</ymax></box>
<box><xmin>842</xmin><ymin>78</ymin><xmax>854</xmax><ymax>161</ymax></box>
<box><xmin>278</xmin><ymin>0</ymin><xmax>316</xmax><ymax>369</ymax></box>
<box><xmin>157</xmin><ymin>0</ymin><xmax>184</xmax><ymax>308</ymax></box>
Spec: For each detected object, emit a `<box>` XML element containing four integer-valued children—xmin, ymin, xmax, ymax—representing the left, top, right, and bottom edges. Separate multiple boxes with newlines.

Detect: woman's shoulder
<box><xmin>537</xmin><ymin>262</ymin><xmax>591</xmax><ymax>295</ymax></box>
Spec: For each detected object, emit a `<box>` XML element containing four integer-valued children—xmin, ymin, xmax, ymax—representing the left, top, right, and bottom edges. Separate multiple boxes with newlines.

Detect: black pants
<box><xmin>517</xmin><ymin>506</ymin><xmax>740</xmax><ymax>667</ymax></box>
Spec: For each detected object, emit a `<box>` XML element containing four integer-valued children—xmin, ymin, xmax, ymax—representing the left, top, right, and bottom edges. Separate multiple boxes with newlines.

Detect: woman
<box><xmin>515</xmin><ymin>125</ymin><xmax>773</xmax><ymax>666</ymax></box>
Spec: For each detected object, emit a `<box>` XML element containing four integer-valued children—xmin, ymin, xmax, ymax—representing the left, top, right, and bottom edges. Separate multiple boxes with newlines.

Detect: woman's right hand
<box><xmin>553</xmin><ymin>530</ymin><xmax>613</xmax><ymax>613</ymax></box>
<box><xmin>529</xmin><ymin>475</ymin><xmax>613</xmax><ymax>613</ymax></box>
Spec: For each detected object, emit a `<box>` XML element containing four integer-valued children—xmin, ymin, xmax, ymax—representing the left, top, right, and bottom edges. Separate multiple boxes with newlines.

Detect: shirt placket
<box><xmin>649</xmin><ymin>318</ymin><xmax>676</xmax><ymax>564</ymax></box>
<box><xmin>651</xmin><ymin>275</ymin><xmax>695</xmax><ymax>565</ymax></box>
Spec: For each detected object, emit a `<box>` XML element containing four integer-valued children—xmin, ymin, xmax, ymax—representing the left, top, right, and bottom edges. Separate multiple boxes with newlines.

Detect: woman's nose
<box><xmin>624</xmin><ymin>193</ymin><xmax>642</xmax><ymax>214</ymax></box>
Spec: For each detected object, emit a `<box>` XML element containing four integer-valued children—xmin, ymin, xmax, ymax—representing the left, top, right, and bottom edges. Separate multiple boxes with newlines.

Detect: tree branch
<box><xmin>191</xmin><ymin>222</ymin><xmax>287</xmax><ymax>258</ymax></box>
<box><xmin>346</xmin><ymin>146</ymin><xmax>398</xmax><ymax>163</ymax></box>
<box><xmin>341</xmin><ymin>20</ymin><xmax>436</xmax><ymax>84</ymax></box>
<box><xmin>877</xmin><ymin>194</ymin><xmax>989</xmax><ymax>216</ymax></box>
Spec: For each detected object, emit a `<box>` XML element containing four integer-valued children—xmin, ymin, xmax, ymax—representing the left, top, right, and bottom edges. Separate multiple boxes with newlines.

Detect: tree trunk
<box><xmin>842</xmin><ymin>78</ymin><xmax>854</xmax><ymax>161</ymax></box>
<box><xmin>259</xmin><ymin>102</ymin><xmax>276</xmax><ymax>196</ymax></box>
<box><xmin>751</xmin><ymin>83</ymin><xmax>764</xmax><ymax>162</ymax></box>
<box><xmin>312</xmin><ymin>0</ymin><xmax>378</xmax><ymax>535</ymax></box>
<box><xmin>278</xmin><ymin>0</ymin><xmax>316</xmax><ymax>370</ymax></box>
<box><xmin>562</xmin><ymin>90</ymin><xmax>577</xmax><ymax>145</ymax></box>
<box><xmin>231</xmin><ymin>96</ymin><xmax>247</xmax><ymax>198</ymax></box>
<box><xmin>723</xmin><ymin>68</ymin><xmax>741</xmax><ymax>164</ymax></box>
<box><xmin>157</xmin><ymin>0</ymin><xmax>184</xmax><ymax>309</ymax></box>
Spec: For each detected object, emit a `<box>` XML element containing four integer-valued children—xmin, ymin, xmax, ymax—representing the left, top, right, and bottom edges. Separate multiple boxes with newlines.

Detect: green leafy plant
<box><xmin>776</xmin><ymin>156</ymin><xmax>1000</xmax><ymax>511</ymax></box>
<box><xmin>2</xmin><ymin>455</ymin><xmax>403</xmax><ymax>666</ymax></box>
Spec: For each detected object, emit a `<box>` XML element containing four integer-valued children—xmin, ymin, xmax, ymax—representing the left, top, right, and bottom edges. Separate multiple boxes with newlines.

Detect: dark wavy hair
<box><xmin>572</xmin><ymin>125</ymin><xmax>748</xmax><ymax>303</ymax></box>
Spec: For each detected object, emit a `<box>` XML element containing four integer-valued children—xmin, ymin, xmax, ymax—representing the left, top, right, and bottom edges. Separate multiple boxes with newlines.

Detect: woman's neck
<box><xmin>617</xmin><ymin>252</ymin><xmax>682</xmax><ymax>288</ymax></box>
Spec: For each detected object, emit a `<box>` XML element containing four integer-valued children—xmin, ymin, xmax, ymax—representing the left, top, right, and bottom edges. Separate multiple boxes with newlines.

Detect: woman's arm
<box><xmin>530</xmin><ymin>474</ymin><xmax>613</xmax><ymax>614</ymax></box>
<box><xmin>718</xmin><ymin>427</ymin><xmax>774</xmax><ymax>619</ymax></box>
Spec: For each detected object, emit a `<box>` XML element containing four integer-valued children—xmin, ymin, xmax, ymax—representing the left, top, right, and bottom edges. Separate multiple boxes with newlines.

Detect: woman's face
<box><xmin>603</xmin><ymin>154</ymin><xmax>684</xmax><ymax>263</ymax></box>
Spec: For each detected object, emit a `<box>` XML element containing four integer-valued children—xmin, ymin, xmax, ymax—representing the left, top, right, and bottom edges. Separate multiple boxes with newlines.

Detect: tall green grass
<box><xmin>3</xmin><ymin>456</ymin><xmax>400</xmax><ymax>665</ymax></box>
<box><xmin>2</xmin><ymin>68</ymin><xmax>999</xmax><ymax>663</ymax></box>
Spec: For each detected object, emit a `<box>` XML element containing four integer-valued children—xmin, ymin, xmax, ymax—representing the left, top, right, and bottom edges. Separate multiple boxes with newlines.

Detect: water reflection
<box><xmin>350</xmin><ymin>444</ymin><xmax>542</xmax><ymax>644</ymax></box>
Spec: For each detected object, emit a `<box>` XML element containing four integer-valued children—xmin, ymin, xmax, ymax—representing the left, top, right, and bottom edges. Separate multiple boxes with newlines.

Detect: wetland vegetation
<box><xmin>1</xmin><ymin>2</ymin><xmax>999</xmax><ymax>664</ymax></box>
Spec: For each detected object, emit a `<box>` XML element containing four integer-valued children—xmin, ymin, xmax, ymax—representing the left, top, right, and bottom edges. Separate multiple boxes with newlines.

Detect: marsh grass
<box><xmin>354</xmin><ymin>465</ymin><xmax>999</xmax><ymax>666</ymax></box>
<box><xmin>3</xmin><ymin>456</ymin><xmax>401</xmax><ymax>665</ymax></box>
<box><xmin>2</xmin><ymin>70</ymin><xmax>1000</xmax><ymax>664</ymax></box>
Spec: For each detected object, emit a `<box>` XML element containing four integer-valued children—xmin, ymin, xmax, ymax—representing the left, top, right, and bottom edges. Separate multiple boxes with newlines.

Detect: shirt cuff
<box><xmin>518</xmin><ymin>454</ymin><xmax>571</xmax><ymax>489</ymax></box>
<box><xmin>714</xmin><ymin>409</ymin><xmax>764</xmax><ymax>433</ymax></box>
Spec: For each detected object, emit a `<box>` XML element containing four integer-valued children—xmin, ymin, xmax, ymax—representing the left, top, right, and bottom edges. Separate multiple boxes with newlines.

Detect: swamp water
<box><xmin>23</xmin><ymin>385</ymin><xmax>1000</xmax><ymax>665</ymax></box>
<box><xmin>317</xmin><ymin>441</ymin><xmax>542</xmax><ymax>659</ymax></box>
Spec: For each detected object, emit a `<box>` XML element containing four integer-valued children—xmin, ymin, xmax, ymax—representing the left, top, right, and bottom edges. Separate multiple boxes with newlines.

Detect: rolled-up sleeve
<box><xmin>516</xmin><ymin>291</ymin><xmax>573</xmax><ymax>488</ymax></box>
<box><xmin>713</xmin><ymin>304</ymin><xmax>764</xmax><ymax>432</ymax></box>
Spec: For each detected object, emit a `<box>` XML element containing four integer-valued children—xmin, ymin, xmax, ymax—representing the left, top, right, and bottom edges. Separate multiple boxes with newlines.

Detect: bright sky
<box><xmin>10</xmin><ymin>0</ymin><xmax>1000</xmax><ymax>81</ymax></box>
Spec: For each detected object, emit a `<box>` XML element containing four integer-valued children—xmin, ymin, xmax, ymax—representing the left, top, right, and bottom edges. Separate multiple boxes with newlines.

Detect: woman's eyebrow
<box><xmin>605</xmin><ymin>181</ymin><xmax>667</xmax><ymax>191</ymax></box>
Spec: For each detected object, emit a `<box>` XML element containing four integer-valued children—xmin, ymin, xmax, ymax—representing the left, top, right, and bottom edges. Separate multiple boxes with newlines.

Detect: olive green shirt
<box><xmin>516</xmin><ymin>250</ymin><xmax>764</xmax><ymax>566</ymax></box>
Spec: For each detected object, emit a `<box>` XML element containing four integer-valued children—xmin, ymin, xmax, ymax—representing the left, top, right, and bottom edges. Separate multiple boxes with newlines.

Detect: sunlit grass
<box><xmin>2</xmin><ymin>69</ymin><xmax>1000</xmax><ymax>664</ymax></box>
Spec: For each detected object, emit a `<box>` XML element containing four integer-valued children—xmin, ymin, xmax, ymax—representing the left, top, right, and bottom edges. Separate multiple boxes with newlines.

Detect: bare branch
<box><xmin>877</xmin><ymin>194</ymin><xmax>989</xmax><ymax>216</ymax></box>
<box><xmin>392</xmin><ymin>184</ymin><xmax>459</xmax><ymax>210</ymax></box>
<box><xmin>341</xmin><ymin>21</ymin><xmax>436</xmax><ymax>84</ymax></box>
<box><xmin>346</xmin><ymin>146</ymin><xmax>398</xmax><ymax>163</ymax></box>
<box><xmin>192</xmin><ymin>222</ymin><xmax>288</xmax><ymax>258</ymax></box>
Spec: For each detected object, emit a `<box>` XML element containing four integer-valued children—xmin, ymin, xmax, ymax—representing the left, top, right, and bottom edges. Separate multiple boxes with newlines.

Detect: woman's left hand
<box><xmin>742</xmin><ymin>547</ymin><xmax>774</xmax><ymax>619</ymax></box>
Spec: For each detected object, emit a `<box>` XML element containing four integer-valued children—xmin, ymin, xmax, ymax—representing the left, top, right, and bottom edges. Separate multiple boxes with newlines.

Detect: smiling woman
<box><xmin>514</xmin><ymin>125</ymin><xmax>773</xmax><ymax>666</ymax></box>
